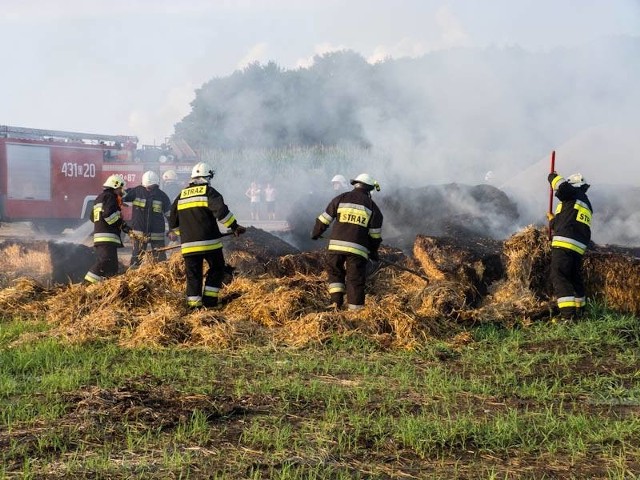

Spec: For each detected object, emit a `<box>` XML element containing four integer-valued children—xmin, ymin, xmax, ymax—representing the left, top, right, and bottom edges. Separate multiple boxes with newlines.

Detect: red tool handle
<box><xmin>548</xmin><ymin>150</ymin><xmax>556</xmax><ymax>239</ymax></box>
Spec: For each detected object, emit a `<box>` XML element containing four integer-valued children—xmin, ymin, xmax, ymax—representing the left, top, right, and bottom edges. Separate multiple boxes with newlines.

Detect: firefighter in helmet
<box><xmin>122</xmin><ymin>170</ymin><xmax>172</xmax><ymax>267</ymax></box>
<box><xmin>547</xmin><ymin>171</ymin><xmax>593</xmax><ymax>321</ymax></box>
<box><xmin>311</xmin><ymin>173</ymin><xmax>383</xmax><ymax>311</ymax></box>
<box><xmin>84</xmin><ymin>174</ymin><xmax>132</xmax><ymax>284</ymax></box>
<box><xmin>162</xmin><ymin>169</ymin><xmax>182</xmax><ymax>202</ymax></box>
<box><xmin>331</xmin><ymin>174</ymin><xmax>348</xmax><ymax>192</ymax></box>
<box><xmin>169</xmin><ymin>162</ymin><xmax>246</xmax><ymax>309</ymax></box>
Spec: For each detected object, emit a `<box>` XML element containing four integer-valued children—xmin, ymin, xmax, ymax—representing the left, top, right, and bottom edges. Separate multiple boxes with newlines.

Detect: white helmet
<box><xmin>141</xmin><ymin>170</ymin><xmax>160</xmax><ymax>187</ymax></box>
<box><xmin>162</xmin><ymin>169</ymin><xmax>177</xmax><ymax>181</ymax></box>
<box><xmin>331</xmin><ymin>174</ymin><xmax>347</xmax><ymax>186</ymax></box>
<box><xmin>350</xmin><ymin>173</ymin><xmax>380</xmax><ymax>192</ymax></box>
<box><xmin>567</xmin><ymin>173</ymin><xmax>585</xmax><ymax>187</ymax></box>
<box><xmin>103</xmin><ymin>174</ymin><xmax>126</xmax><ymax>190</ymax></box>
<box><xmin>191</xmin><ymin>162</ymin><xmax>215</xmax><ymax>179</ymax></box>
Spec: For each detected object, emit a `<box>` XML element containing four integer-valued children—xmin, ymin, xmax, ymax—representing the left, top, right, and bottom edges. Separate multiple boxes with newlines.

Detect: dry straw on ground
<box><xmin>1</xmin><ymin>226</ymin><xmax>638</xmax><ymax>349</ymax></box>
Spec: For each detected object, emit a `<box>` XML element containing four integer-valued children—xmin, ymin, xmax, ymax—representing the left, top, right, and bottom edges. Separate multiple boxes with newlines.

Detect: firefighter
<box><xmin>169</xmin><ymin>162</ymin><xmax>246</xmax><ymax>309</ymax></box>
<box><xmin>331</xmin><ymin>174</ymin><xmax>348</xmax><ymax>192</ymax></box>
<box><xmin>84</xmin><ymin>174</ymin><xmax>132</xmax><ymax>284</ymax></box>
<box><xmin>122</xmin><ymin>170</ymin><xmax>172</xmax><ymax>267</ymax></box>
<box><xmin>162</xmin><ymin>169</ymin><xmax>182</xmax><ymax>202</ymax></box>
<box><xmin>311</xmin><ymin>173</ymin><xmax>383</xmax><ymax>311</ymax></box>
<box><xmin>547</xmin><ymin>171</ymin><xmax>593</xmax><ymax>321</ymax></box>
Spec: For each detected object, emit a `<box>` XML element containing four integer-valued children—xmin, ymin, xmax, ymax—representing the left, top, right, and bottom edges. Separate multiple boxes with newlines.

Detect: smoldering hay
<box><xmin>1</xmin><ymin>224</ymin><xmax>638</xmax><ymax>350</ymax></box>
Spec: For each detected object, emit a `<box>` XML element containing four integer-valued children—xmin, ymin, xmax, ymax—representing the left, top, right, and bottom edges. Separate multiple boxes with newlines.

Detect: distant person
<box><xmin>547</xmin><ymin>171</ymin><xmax>593</xmax><ymax>321</ymax></box>
<box><xmin>245</xmin><ymin>181</ymin><xmax>261</xmax><ymax>220</ymax></box>
<box><xmin>311</xmin><ymin>173</ymin><xmax>383</xmax><ymax>311</ymax></box>
<box><xmin>331</xmin><ymin>174</ymin><xmax>348</xmax><ymax>192</ymax></box>
<box><xmin>162</xmin><ymin>169</ymin><xmax>182</xmax><ymax>202</ymax></box>
<box><xmin>84</xmin><ymin>174</ymin><xmax>132</xmax><ymax>284</ymax></box>
<box><xmin>122</xmin><ymin>170</ymin><xmax>172</xmax><ymax>267</ymax></box>
<box><xmin>264</xmin><ymin>182</ymin><xmax>277</xmax><ymax>220</ymax></box>
<box><xmin>169</xmin><ymin>162</ymin><xmax>246</xmax><ymax>309</ymax></box>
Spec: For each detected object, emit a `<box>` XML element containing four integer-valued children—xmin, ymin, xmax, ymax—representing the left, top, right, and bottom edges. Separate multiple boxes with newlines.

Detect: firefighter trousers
<box><xmin>183</xmin><ymin>249</ymin><xmax>225</xmax><ymax>308</ymax></box>
<box><xmin>86</xmin><ymin>244</ymin><xmax>119</xmax><ymax>282</ymax></box>
<box><xmin>550</xmin><ymin>247</ymin><xmax>586</xmax><ymax>319</ymax></box>
<box><xmin>326</xmin><ymin>253</ymin><xmax>368</xmax><ymax>308</ymax></box>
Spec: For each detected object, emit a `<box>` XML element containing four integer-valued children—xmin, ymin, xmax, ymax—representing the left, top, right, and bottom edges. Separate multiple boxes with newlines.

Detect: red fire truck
<box><xmin>0</xmin><ymin>125</ymin><xmax>195</xmax><ymax>233</ymax></box>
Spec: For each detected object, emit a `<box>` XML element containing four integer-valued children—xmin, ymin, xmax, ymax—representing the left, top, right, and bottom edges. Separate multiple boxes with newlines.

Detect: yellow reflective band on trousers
<box><xmin>204</xmin><ymin>286</ymin><xmax>220</xmax><ymax>298</ymax></box>
<box><xmin>180</xmin><ymin>240</ymin><xmax>223</xmax><ymax>255</ymax></box>
<box><xmin>187</xmin><ymin>296</ymin><xmax>202</xmax><ymax>307</ymax></box>
<box><xmin>328</xmin><ymin>282</ymin><xmax>346</xmax><ymax>293</ymax></box>
<box><xmin>557</xmin><ymin>296</ymin><xmax>576</xmax><ymax>308</ymax></box>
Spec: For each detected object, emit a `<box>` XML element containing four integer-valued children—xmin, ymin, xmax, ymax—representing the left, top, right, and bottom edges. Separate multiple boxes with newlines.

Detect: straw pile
<box><xmin>2</xmin><ymin>226</ymin><xmax>639</xmax><ymax>350</ymax></box>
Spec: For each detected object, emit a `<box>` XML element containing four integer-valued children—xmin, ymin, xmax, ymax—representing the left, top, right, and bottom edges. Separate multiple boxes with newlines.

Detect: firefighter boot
<box><xmin>328</xmin><ymin>292</ymin><xmax>344</xmax><ymax>311</ymax></box>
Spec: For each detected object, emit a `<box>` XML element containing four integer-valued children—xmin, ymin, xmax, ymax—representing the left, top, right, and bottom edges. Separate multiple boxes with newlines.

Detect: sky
<box><xmin>1</xmin><ymin>0</ymin><xmax>639</xmax><ymax>146</ymax></box>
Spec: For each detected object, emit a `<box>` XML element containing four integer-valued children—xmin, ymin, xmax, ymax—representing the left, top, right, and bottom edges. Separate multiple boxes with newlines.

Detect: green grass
<box><xmin>1</xmin><ymin>305</ymin><xmax>639</xmax><ymax>479</ymax></box>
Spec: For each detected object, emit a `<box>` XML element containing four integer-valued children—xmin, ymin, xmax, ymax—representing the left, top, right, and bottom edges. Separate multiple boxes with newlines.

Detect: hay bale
<box><xmin>413</xmin><ymin>235</ymin><xmax>503</xmax><ymax>306</ymax></box>
<box><xmin>0</xmin><ymin>240</ymin><xmax>95</xmax><ymax>287</ymax></box>
<box><xmin>584</xmin><ymin>246</ymin><xmax>640</xmax><ymax>316</ymax></box>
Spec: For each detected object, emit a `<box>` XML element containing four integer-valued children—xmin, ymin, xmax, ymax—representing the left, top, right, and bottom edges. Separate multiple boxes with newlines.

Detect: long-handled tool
<box><xmin>548</xmin><ymin>150</ymin><xmax>556</xmax><ymax>240</ymax></box>
<box><xmin>375</xmin><ymin>257</ymin><xmax>430</xmax><ymax>282</ymax></box>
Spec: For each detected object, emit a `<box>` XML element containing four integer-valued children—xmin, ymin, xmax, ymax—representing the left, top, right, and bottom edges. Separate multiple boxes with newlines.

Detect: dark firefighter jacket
<box><xmin>91</xmin><ymin>188</ymin><xmax>128</xmax><ymax>247</ymax></box>
<box><xmin>122</xmin><ymin>185</ymin><xmax>172</xmax><ymax>242</ymax></box>
<box><xmin>168</xmin><ymin>182</ymin><xmax>239</xmax><ymax>256</ymax></box>
<box><xmin>312</xmin><ymin>188</ymin><xmax>383</xmax><ymax>259</ymax></box>
<box><xmin>548</xmin><ymin>173</ymin><xmax>593</xmax><ymax>255</ymax></box>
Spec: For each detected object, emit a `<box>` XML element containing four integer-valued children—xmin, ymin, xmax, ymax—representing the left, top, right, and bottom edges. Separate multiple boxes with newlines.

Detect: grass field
<box><xmin>1</xmin><ymin>303</ymin><xmax>639</xmax><ymax>479</ymax></box>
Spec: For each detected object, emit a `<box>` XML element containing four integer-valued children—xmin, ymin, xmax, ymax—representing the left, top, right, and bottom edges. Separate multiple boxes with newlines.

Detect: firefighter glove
<box><xmin>233</xmin><ymin>225</ymin><xmax>247</xmax><ymax>237</ymax></box>
<box><xmin>369</xmin><ymin>250</ymin><xmax>380</xmax><ymax>261</ymax></box>
<box><xmin>546</xmin><ymin>212</ymin><xmax>555</xmax><ymax>221</ymax></box>
<box><xmin>547</xmin><ymin>172</ymin><xmax>558</xmax><ymax>183</ymax></box>
<box><xmin>167</xmin><ymin>231</ymin><xmax>178</xmax><ymax>241</ymax></box>
<box><xmin>121</xmin><ymin>223</ymin><xmax>132</xmax><ymax>234</ymax></box>
<box><xmin>311</xmin><ymin>234</ymin><xmax>320</xmax><ymax>240</ymax></box>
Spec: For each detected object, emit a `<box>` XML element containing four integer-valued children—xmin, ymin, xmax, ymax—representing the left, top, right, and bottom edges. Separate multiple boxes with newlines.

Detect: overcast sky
<box><xmin>1</xmin><ymin>0</ymin><xmax>638</xmax><ymax>145</ymax></box>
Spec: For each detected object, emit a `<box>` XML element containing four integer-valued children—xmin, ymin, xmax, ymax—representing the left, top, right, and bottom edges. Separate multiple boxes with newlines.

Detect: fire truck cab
<box><xmin>0</xmin><ymin>125</ymin><xmax>194</xmax><ymax>234</ymax></box>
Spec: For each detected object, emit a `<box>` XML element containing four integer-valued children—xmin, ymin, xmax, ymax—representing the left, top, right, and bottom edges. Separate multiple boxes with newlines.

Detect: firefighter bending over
<box><xmin>169</xmin><ymin>162</ymin><xmax>246</xmax><ymax>309</ymax></box>
<box><xmin>122</xmin><ymin>170</ymin><xmax>172</xmax><ymax>267</ymax></box>
<box><xmin>311</xmin><ymin>173</ymin><xmax>383</xmax><ymax>311</ymax></box>
<box><xmin>547</xmin><ymin>171</ymin><xmax>593</xmax><ymax>321</ymax></box>
<box><xmin>84</xmin><ymin>174</ymin><xmax>132</xmax><ymax>284</ymax></box>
